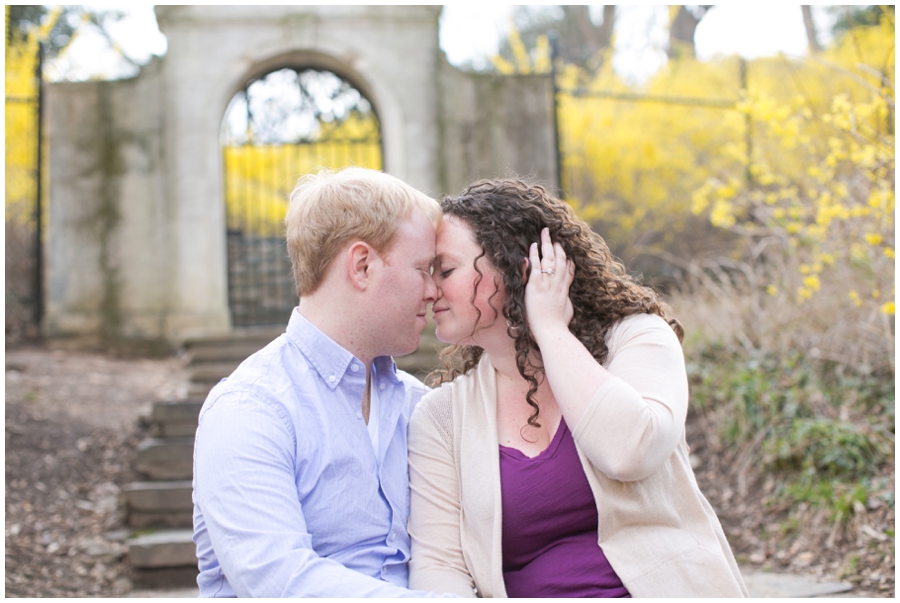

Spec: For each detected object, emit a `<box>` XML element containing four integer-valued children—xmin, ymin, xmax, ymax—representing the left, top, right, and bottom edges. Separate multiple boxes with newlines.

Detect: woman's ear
<box><xmin>521</xmin><ymin>257</ymin><xmax>530</xmax><ymax>285</ymax></box>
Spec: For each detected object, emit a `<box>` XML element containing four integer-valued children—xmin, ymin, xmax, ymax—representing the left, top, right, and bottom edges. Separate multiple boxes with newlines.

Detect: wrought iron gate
<box><xmin>222</xmin><ymin>67</ymin><xmax>383</xmax><ymax>327</ymax></box>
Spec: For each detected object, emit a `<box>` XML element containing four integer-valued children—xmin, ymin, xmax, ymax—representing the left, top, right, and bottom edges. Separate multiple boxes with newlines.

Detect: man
<box><xmin>192</xmin><ymin>168</ymin><xmax>449</xmax><ymax>597</ymax></box>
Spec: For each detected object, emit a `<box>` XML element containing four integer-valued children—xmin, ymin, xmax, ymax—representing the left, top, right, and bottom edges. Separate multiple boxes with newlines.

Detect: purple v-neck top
<box><xmin>499</xmin><ymin>417</ymin><xmax>630</xmax><ymax>598</ymax></box>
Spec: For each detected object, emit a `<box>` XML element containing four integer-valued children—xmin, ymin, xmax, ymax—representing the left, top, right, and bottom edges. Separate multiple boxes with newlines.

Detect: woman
<box><xmin>408</xmin><ymin>179</ymin><xmax>748</xmax><ymax>598</ymax></box>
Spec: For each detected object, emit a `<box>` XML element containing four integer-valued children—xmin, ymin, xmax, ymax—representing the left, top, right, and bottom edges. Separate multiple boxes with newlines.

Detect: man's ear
<box><xmin>346</xmin><ymin>241</ymin><xmax>375</xmax><ymax>291</ymax></box>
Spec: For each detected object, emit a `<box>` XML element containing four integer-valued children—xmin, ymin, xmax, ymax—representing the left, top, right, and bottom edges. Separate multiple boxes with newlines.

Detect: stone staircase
<box><xmin>125</xmin><ymin>325</ymin><xmax>443</xmax><ymax>588</ymax></box>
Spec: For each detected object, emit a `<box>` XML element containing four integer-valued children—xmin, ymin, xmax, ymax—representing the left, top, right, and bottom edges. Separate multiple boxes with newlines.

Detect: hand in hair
<box><xmin>524</xmin><ymin>227</ymin><xmax>576</xmax><ymax>341</ymax></box>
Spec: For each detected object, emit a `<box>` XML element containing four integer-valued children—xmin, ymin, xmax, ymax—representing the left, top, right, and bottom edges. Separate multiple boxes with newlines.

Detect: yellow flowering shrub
<box><xmin>691</xmin><ymin>21</ymin><xmax>894</xmax><ymax>322</ymax></box>
<box><xmin>5</xmin><ymin>8</ymin><xmax>59</xmax><ymax>226</ymax></box>
<box><xmin>223</xmin><ymin>113</ymin><xmax>382</xmax><ymax>236</ymax></box>
<box><xmin>496</xmin><ymin>16</ymin><xmax>893</xmax><ymax>374</ymax></box>
<box><xmin>555</xmin><ymin>49</ymin><xmax>754</xmax><ymax>266</ymax></box>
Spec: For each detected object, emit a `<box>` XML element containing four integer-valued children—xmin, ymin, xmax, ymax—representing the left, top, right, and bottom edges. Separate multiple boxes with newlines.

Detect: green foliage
<box><xmin>6</xmin><ymin>5</ymin><xmax>46</xmax><ymax>44</ymax></box>
<box><xmin>6</xmin><ymin>6</ymin><xmax>129</xmax><ymax>60</ymax></box>
<box><xmin>766</xmin><ymin>418</ymin><xmax>893</xmax><ymax>477</ymax></box>
<box><xmin>689</xmin><ymin>343</ymin><xmax>895</xmax><ymax>521</ymax></box>
<box><xmin>829</xmin><ymin>5</ymin><xmax>895</xmax><ymax>37</ymax></box>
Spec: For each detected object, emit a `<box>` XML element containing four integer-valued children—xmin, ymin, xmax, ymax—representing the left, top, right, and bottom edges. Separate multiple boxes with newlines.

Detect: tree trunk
<box><xmin>801</xmin><ymin>5</ymin><xmax>823</xmax><ymax>53</ymax></box>
<box><xmin>668</xmin><ymin>5</ymin><xmax>712</xmax><ymax>58</ymax></box>
<box><xmin>598</xmin><ymin>5</ymin><xmax>616</xmax><ymax>51</ymax></box>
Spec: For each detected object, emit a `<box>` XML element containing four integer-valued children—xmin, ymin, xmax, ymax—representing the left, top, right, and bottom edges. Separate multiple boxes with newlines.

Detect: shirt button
<box><xmin>328</xmin><ymin>375</ymin><xmax>336</xmax><ymax>383</ymax></box>
<box><xmin>356</xmin><ymin>411</ymin><xmax>363</xmax><ymax>419</ymax></box>
<box><xmin>350</xmin><ymin>364</ymin><xmax>359</xmax><ymax>372</ymax></box>
<box><xmin>379</xmin><ymin>383</ymin><xmax>386</xmax><ymax>390</ymax></box>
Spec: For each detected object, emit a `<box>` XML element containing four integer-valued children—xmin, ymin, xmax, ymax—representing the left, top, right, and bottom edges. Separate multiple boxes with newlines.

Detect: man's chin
<box><xmin>385</xmin><ymin>333</ymin><xmax>421</xmax><ymax>359</ymax></box>
<box><xmin>392</xmin><ymin>343</ymin><xmax>419</xmax><ymax>358</ymax></box>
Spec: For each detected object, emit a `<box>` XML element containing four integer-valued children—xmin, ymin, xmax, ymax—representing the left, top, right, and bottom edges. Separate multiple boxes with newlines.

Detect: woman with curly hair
<box><xmin>408</xmin><ymin>179</ymin><xmax>747</xmax><ymax>598</ymax></box>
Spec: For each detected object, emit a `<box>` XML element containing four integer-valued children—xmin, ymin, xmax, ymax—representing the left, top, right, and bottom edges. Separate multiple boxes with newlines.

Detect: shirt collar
<box><xmin>286</xmin><ymin>308</ymin><xmax>402</xmax><ymax>389</ymax></box>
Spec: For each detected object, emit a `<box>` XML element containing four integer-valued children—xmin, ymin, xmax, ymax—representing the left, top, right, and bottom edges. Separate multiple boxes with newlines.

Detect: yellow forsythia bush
<box><xmin>5</xmin><ymin>8</ymin><xmax>59</xmax><ymax>226</ymax></box>
<box><xmin>223</xmin><ymin>113</ymin><xmax>382</xmax><ymax>236</ymax></box>
<box><xmin>691</xmin><ymin>20</ymin><xmax>894</xmax><ymax>322</ymax></box>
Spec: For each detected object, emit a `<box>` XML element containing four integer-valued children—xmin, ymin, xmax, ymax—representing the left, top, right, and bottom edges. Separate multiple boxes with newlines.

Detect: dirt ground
<box><xmin>5</xmin><ymin>342</ymin><xmax>190</xmax><ymax>597</ymax></box>
<box><xmin>4</xmin><ymin>341</ymin><xmax>894</xmax><ymax>597</ymax></box>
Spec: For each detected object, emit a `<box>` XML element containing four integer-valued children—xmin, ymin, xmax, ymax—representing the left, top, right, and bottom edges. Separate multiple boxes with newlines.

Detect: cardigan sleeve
<box><xmin>571</xmin><ymin>313</ymin><xmax>689</xmax><ymax>482</ymax></box>
<box><xmin>408</xmin><ymin>389</ymin><xmax>478</xmax><ymax>598</ymax></box>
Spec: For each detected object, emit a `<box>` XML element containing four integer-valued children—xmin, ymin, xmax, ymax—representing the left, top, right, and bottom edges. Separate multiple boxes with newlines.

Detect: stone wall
<box><xmin>43</xmin><ymin>6</ymin><xmax>556</xmax><ymax>342</ymax></box>
<box><xmin>45</xmin><ymin>60</ymin><xmax>169</xmax><ymax>339</ymax></box>
<box><xmin>437</xmin><ymin>57</ymin><xmax>557</xmax><ymax>196</ymax></box>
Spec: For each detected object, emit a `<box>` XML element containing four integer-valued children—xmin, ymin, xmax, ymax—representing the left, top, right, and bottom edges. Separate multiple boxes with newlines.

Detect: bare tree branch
<box><xmin>802</xmin><ymin>6</ymin><xmax>823</xmax><ymax>53</ymax></box>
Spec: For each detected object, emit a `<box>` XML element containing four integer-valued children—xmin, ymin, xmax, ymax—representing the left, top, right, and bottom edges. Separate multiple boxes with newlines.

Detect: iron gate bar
<box><xmin>559</xmin><ymin>88</ymin><xmax>738</xmax><ymax>109</ymax></box>
<box><xmin>35</xmin><ymin>41</ymin><xmax>44</xmax><ymax>326</ymax></box>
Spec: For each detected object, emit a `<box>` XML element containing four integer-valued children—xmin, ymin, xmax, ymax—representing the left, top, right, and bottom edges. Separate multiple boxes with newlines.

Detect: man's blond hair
<box><xmin>285</xmin><ymin>167</ymin><xmax>441</xmax><ymax>296</ymax></box>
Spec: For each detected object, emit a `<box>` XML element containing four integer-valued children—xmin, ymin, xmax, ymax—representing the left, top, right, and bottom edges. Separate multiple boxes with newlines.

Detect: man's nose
<box><xmin>424</xmin><ymin>272</ymin><xmax>437</xmax><ymax>302</ymax></box>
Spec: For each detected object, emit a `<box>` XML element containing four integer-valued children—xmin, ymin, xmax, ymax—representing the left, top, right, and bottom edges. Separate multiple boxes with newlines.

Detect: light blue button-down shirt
<box><xmin>192</xmin><ymin>309</ymin><xmax>444</xmax><ymax>597</ymax></box>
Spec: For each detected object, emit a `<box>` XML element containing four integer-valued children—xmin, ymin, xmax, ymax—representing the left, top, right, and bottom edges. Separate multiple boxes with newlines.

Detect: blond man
<box><xmin>192</xmin><ymin>168</ymin><xmax>450</xmax><ymax>597</ymax></box>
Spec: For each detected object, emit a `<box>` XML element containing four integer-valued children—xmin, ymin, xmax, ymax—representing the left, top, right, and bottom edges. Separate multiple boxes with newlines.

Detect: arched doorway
<box><xmin>221</xmin><ymin>67</ymin><xmax>383</xmax><ymax>327</ymax></box>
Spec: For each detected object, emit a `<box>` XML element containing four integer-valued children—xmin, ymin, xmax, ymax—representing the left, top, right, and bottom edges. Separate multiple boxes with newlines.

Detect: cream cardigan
<box><xmin>408</xmin><ymin>313</ymin><xmax>748</xmax><ymax>598</ymax></box>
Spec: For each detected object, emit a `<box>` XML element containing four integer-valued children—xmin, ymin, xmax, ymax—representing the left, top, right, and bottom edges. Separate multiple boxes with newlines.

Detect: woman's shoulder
<box><xmin>411</xmin><ymin>379</ymin><xmax>461</xmax><ymax>450</ymax></box>
<box><xmin>614</xmin><ymin>311</ymin><xmax>670</xmax><ymax>330</ymax></box>
<box><xmin>416</xmin><ymin>380</ymin><xmax>455</xmax><ymax>416</ymax></box>
<box><xmin>608</xmin><ymin>312</ymin><xmax>680</xmax><ymax>350</ymax></box>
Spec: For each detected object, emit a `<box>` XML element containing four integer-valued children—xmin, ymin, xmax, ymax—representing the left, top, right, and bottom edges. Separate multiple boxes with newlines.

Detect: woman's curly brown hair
<box><xmin>429</xmin><ymin>178</ymin><xmax>684</xmax><ymax>428</ymax></box>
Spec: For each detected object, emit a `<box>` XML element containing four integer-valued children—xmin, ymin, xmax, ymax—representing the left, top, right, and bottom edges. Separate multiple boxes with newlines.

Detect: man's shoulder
<box><xmin>200</xmin><ymin>334</ymin><xmax>311</xmax><ymax>415</ymax></box>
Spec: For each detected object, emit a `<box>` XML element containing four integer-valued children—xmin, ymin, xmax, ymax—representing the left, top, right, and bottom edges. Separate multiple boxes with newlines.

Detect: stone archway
<box><xmin>155</xmin><ymin>7</ymin><xmax>441</xmax><ymax>339</ymax></box>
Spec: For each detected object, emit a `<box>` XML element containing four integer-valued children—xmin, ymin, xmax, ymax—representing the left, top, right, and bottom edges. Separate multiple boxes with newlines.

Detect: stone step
<box><xmin>188</xmin><ymin>382</ymin><xmax>214</xmax><ymax>400</ymax></box>
<box><xmin>190</xmin><ymin>362</ymin><xmax>240</xmax><ymax>385</ymax></box>
<box><xmin>182</xmin><ymin>327</ymin><xmax>283</xmax><ymax>349</ymax></box>
<box><xmin>129</xmin><ymin>529</ymin><xmax>197</xmax><ymax>570</ymax></box>
<box><xmin>149</xmin><ymin>401</ymin><xmax>204</xmax><ymax>437</ymax></box>
<box><xmin>128</xmin><ymin>529</ymin><xmax>199</xmax><ymax>589</ymax></box>
<box><xmin>150</xmin><ymin>401</ymin><xmax>204</xmax><ymax>424</ymax></box>
<box><xmin>125</xmin><ymin>481</ymin><xmax>193</xmax><ymax>529</ymax></box>
<box><xmin>186</xmin><ymin>341</ymin><xmax>271</xmax><ymax>365</ymax></box>
<box><xmin>136</xmin><ymin>438</ymin><xmax>195</xmax><ymax>481</ymax></box>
